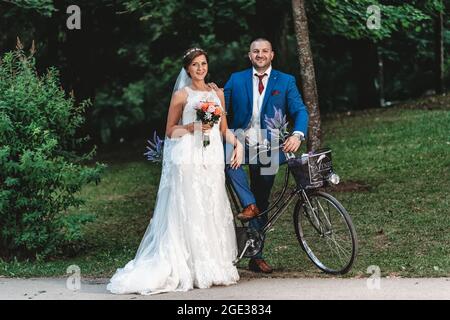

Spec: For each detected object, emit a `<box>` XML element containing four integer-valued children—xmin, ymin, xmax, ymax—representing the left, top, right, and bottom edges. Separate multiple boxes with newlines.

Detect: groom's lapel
<box><xmin>245</xmin><ymin>69</ymin><xmax>253</xmax><ymax>110</ymax></box>
<box><xmin>261</xmin><ymin>70</ymin><xmax>279</xmax><ymax>115</ymax></box>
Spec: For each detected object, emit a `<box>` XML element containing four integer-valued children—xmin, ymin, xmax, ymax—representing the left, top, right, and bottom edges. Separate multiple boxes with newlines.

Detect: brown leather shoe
<box><xmin>236</xmin><ymin>204</ymin><xmax>260</xmax><ymax>221</ymax></box>
<box><xmin>249</xmin><ymin>258</ymin><xmax>273</xmax><ymax>273</ymax></box>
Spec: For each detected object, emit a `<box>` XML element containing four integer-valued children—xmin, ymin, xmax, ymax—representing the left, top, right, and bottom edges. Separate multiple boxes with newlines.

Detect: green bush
<box><xmin>0</xmin><ymin>48</ymin><xmax>105</xmax><ymax>260</ymax></box>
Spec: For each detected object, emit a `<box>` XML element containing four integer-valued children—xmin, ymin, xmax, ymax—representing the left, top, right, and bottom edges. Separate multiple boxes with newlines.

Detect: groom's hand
<box><xmin>282</xmin><ymin>135</ymin><xmax>302</xmax><ymax>153</ymax></box>
<box><xmin>207</xmin><ymin>82</ymin><xmax>223</xmax><ymax>91</ymax></box>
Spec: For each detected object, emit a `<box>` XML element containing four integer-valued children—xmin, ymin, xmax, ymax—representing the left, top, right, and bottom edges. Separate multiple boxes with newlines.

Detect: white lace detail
<box><xmin>107</xmin><ymin>86</ymin><xmax>239</xmax><ymax>295</ymax></box>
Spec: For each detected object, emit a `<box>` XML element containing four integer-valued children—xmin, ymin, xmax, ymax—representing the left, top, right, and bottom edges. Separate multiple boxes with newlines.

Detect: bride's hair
<box><xmin>182</xmin><ymin>48</ymin><xmax>208</xmax><ymax>77</ymax></box>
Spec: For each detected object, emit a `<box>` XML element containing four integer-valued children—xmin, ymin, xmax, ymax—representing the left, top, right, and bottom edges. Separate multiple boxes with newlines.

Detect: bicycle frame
<box><xmin>227</xmin><ymin>164</ymin><xmax>321</xmax><ymax>265</ymax></box>
<box><xmin>226</xmin><ymin>164</ymin><xmax>310</xmax><ymax>236</ymax></box>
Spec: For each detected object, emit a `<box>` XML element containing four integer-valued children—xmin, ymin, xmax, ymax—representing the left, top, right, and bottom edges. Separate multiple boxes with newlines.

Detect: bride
<box><xmin>107</xmin><ymin>48</ymin><xmax>243</xmax><ymax>295</ymax></box>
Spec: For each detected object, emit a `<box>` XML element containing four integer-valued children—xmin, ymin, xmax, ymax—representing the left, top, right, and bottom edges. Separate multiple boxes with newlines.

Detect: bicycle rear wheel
<box><xmin>293</xmin><ymin>191</ymin><xmax>357</xmax><ymax>274</ymax></box>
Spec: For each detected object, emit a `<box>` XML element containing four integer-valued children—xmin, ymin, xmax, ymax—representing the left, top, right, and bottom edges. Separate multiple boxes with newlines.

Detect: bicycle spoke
<box><xmin>316</xmin><ymin>199</ymin><xmax>333</xmax><ymax>231</ymax></box>
<box><xmin>324</xmin><ymin>236</ymin><xmax>347</xmax><ymax>266</ymax></box>
<box><xmin>327</xmin><ymin>233</ymin><xmax>351</xmax><ymax>260</ymax></box>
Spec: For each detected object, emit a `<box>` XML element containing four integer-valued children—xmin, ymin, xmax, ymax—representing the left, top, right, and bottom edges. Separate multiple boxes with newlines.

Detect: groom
<box><xmin>224</xmin><ymin>38</ymin><xmax>309</xmax><ymax>273</ymax></box>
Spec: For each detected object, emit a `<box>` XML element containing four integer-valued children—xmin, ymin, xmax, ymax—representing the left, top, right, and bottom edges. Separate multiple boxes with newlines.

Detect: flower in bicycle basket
<box><xmin>144</xmin><ymin>131</ymin><xmax>164</xmax><ymax>163</ymax></box>
<box><xmin>264</xmin><ymin>106</ymin><xmax>290</xmax><ymax>142</ymax></box>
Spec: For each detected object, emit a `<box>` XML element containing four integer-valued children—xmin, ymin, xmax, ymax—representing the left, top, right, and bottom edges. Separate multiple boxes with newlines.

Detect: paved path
<box><xmin>0</xmin><ymin>276</ymin><xmax>449</xmax><ymax>300</ymax></box>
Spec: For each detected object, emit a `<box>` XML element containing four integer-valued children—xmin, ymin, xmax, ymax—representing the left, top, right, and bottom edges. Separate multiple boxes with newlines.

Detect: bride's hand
<box><xmin>202</xmin><ymin>123</ymin><xmax>212</xmax><ymax>132</ymax></box>
<box><xmin>230</xmin><ymin>141</ymin><xmax>243</xmax><ymax>169</ymax></box>
<box><xmin>186</xmin><ymin>122</ymin><xmax>195</xmax><ymax>133</ymax></box>
<box><xmin>187</xmin><ymin>122</ymin><xmax>211</xmax><ymax>133</ymax></box>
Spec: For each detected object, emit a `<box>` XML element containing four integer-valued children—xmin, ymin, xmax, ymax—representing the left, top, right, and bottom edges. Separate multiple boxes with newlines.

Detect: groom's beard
<box><xmin>252</xmin><ymin>61</ymin><xmax>271</xmax><ymax>72</ymax></box>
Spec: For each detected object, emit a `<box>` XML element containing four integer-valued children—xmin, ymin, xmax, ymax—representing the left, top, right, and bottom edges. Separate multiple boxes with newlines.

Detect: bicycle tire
<box><xmin>293</xmin><ymin>191</ymin><xmax>358</xmax><ymax>274</ymax></box>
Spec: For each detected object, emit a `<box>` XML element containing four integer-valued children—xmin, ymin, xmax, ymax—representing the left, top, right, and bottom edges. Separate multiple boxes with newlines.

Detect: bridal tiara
<box><xmin>183</xmin><ymin>48</ymin><xmax>206</xmax><ymax>59</ymax></box>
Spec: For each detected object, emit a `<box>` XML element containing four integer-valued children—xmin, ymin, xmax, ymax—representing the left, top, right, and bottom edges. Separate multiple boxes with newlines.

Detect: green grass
<box><xmin>1</xmin><ymin>106</ymin><xmax>449</xmax><ymax>278</ymax></box>
<box><xmin>259</xmin><ymin>107</ymin><xmax>450</xmax><ymax>278</ymax></box>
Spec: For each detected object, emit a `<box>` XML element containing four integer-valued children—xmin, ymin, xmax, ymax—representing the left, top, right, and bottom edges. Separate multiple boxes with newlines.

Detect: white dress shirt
<box><xmin>245</xmin><ymin>66</ymin><xmax>272</xmax><ymax>146</ymax></box>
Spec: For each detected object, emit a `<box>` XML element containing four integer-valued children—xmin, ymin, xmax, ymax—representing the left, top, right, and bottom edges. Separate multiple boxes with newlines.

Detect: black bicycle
<box><xmin>226</xmin><ymin>148</ymin><xmax>358</xmax><ymax>275</ymax></box>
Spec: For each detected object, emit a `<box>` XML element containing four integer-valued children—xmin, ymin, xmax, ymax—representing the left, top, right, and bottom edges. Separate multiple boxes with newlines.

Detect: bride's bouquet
<box><xmin>194</xmin><ymin>101</ymin><xmax>222</xmax><ymax>147</ymax></box>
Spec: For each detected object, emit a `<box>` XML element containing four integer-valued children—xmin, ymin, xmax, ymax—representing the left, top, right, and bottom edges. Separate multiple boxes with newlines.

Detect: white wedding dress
<box><xmin>107</xmin><ymin>87</ymin><xmax>239</xmax><ymax>295</ymax></box>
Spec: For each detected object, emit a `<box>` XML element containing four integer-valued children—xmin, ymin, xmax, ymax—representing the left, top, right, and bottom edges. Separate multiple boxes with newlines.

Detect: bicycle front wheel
<box><xmin>293</xmin><ymin>191</ymin><xmax>358</xmax><ymax>274</ymax></box>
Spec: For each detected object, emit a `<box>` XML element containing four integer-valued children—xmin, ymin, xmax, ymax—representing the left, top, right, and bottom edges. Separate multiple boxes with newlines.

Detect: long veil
<box><xmin>172</xmin><ymin>68</ymin><xmax>191</xmax><ymax>95</ymax></box>
<box><xmin>132</xmin><ymin>68</ymin><xmax>189</xmax><ymax>264</ymax></box>
<box><xmin>171</xmin><ymin>68</ymin><xmax>191</xmax><ymax>126</ymax></box>
<box><xmin>107</xmin><ymin>69</ymin><xmax>189</xmax><ymax>294</ymax></box>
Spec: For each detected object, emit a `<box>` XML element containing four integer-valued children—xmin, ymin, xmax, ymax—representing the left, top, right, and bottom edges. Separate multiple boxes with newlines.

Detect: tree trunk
<box><xmin>291</xmin><ymin>0</ymin><xmax>321</xmax><ymax>152</ymax></box>
<box><xmin>435</xmin><ymin>11</ymin><xmax>444</xmax><ymax>95</ymax></box>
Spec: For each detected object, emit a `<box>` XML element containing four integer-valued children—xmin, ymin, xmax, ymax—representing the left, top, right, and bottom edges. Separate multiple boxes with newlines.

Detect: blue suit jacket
<box><xmin>224</xmin><ymin>68</ymin><xmax>309</xmax><ymax>164</ymax></box>
<box><xmin>224</xmin><ymin>68</ymin><xmax>308</xmax><ymax>135</ymax></box>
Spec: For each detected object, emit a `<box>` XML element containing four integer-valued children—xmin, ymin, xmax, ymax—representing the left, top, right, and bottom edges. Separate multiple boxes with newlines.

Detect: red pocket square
<box><xmin>272</xmin><ymin>90</ymin><xmax>281</xmax><ymax>96</ymax></box>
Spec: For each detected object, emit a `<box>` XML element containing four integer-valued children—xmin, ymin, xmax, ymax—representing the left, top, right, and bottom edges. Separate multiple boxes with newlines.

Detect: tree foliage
<box><xmin>0</xmin><ymin>47</ymin><xmax>105</xmax><ymax>260</ymax></box>
<box><xmin>308</xmin><ymin>0</ymin><xmax>431</xmax><ymax>41</ymax></box>
<box><xmin>2</xmin><ymin>0</ymin><xmax>56</xmax><ymax>16</ymax></box>
<box><xmin>0</xmin><ymin>0</ymin><xmax>448</xmax><ymax>144</ymax></box>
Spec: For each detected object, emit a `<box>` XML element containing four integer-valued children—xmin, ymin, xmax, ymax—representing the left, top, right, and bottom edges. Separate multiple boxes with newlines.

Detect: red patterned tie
<box><xmin>256</xmin><ymin>73</ymin><xmax>267</xmax><ymax>95</ymax></box>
